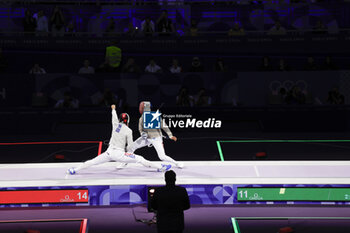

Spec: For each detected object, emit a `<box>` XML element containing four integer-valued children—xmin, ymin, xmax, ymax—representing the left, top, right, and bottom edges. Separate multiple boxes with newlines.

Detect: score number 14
<box><xmin>77</xmin><ymin>192</ymin><xmax>88</xmax><ymax>200</ymax></box>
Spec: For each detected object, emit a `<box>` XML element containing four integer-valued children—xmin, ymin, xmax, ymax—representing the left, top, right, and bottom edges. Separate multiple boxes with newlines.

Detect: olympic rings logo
<box><xmin>269</xmin><ymin>80</ymin><xmax>308</xmax><ymax>95</ymax></box>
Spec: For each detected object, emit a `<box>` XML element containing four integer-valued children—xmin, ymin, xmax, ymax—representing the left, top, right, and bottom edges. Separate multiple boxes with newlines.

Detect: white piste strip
<box><xmin>1</xmin><ymin>161</ymin><xmax>350</xmax><ymax>187</ymax></box>
<box><xmin>1</xmin><ymin>177</ymin><xmax>350</xmax><ymax>188</ymax></box>
<box><xmin>1</xmin><ymin>160</ymin><xmax>350</xmax><ymax>168</ymax></box>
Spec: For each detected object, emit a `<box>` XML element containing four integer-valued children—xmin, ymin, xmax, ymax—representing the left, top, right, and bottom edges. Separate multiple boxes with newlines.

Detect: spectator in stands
<box><xmin>125</xmin><ymin>22</ymin><xmax>136</xmax><ymax>37</ymax></box>
<box><xmin>279</xmin><ymin>88</ymin><xmax>288</xmax><ymax>104</ymax></box>
<box><xmin>29</xmin><ymin>63</ymin><xmax>46</xmax><ymax>74</ymax></box>
<box><xmin>267</xmin><ymin>20</ymin><xmax>286</xmax><ymax>35</ymax></box>
<box><xmin>122</xmin><ymin>57</ymin><xmax>141</xmax><ymax>73</ymax></box>
<box><xmin>214</xmin><ymin>57</ymin><xmax>228</xmax><ymax>72</ymax></box>
<box><xmin>145</xmin><ymin>58</ymin><xmax>162</xmax><ymax>73</ymax></box>
<box><xmin>228</xmin><ymin>22</ymin><xmax>245</xmax><ymax>36</ymax></box>
<box><xmin>322</xmin><ymin>56</ymin><xmax>338</xmax><ymax>70</ymax></box>
<box><xmin>176</xmin><ymin>87</ymin><xmax>194</xmax><ymax>107</ymax></box>
<box><xmin>104</xmin><ymin>41</ymin><xmax>122</xmax><ymax>72</ymax></box>
<box><xmin>327</xmin><ymin>87</ymin><xmax>344</xmax><ymax>105</ymax></box>
<box><xmin>32</xmin><ymin>92</ymin><xmax>48</xmax><ymax>107</ymax></box>
<box><xmin>313</xmin><ymin>20</ymin><xmax>327</xmax><ymax>34</ymax></box>
<box><xmin>285</xmin><ymin>86</ymin><xmax>305</xmax><ymax>105</ymax></box>
<box><xmin>66</xmin><ymin>21</ymin><xmax>76</xmax><ymax>36</ymax></box>
<box><xmin>35</xmin><ymin>10</ymin><xmax>48</xmax><ymax>36</ymax></box>
<box><xmin>189</xmin><ymin>57</ymin><xmax>204</xmax><ymax>72</ymax></box>
<box><xmin>50</xmin><ymin>6</ymin><xmax>65</xmax><ymax>37</ymax></box>
<box><xmin>55</xmin><ymin>91</ymin><xmax>79</xmax><ymax>109</ymax></box>
<box><xmin>99</xmin><ymin>88</ymin><xmax>118</xmax><ymax>106</ymax></box>
<box><xmin>23</xmin><ymin>10</ymin><xmax>37</xmax><ymax>35</ymax></box>
<box><xmin>189</xmin><ymin>19</ymin><xmax>198</xmax><ymax>37</ymax></box>
<box><xmin>105</xmin><ymin>18</ymin><xmax>116</xmax><ymax>36</ymax></box>
<box><xmin>0</xmin><ymin>48</ymin><xmax>8</xmax><ymax>73</ymax></box>
<box><xmin>96</xmin><ymin>62</ymin><xmax>108</xmax><ymax>73</ymax></box>
<box><xmin>277</xmin><ymin>58</ymin><xmax>291</xmax><ymax>71</ymax></box>
<box><xmin>169</xmin><ymin>58</ymin><xmax>182</xmax><ymax>73</ymax></box>
<box><xmin>195</xmin><ymin>88</ymin><xmax>211</xmax><ymax>107</ymax></box>
<box><xmin>141</xmin><ymin>17</ymin><xmax>155</xmax><ymax>36</ymax></box>
<box><xmin>304</xmin><ymin>56</ymin><xmax>318</xmax><ymax>71</ymax></box>
<box><xmin>156</xmin><ymin>10</ymin><xmax>175</xmax><ymax>35</ymax></box>
<box><xmin>258</xmin><ymin>56</ymin><xmax>273</xmax><ymax>71</ymax></box>
<box><xmin>78</xmin><ymin>60</ymin><xmax>95</xmax><ymax>74</ymax></box>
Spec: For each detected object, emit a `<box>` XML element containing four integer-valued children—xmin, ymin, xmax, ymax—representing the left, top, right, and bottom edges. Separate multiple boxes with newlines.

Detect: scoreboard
<box><xmin>237</xmin><ymin>187</ymin><xmax>350</xmax><ymax>202</ymax></box>
<box><xmin>0</xmin><ymin>189</ymin><xmax>89</xmax><ymax>204</ymax></box>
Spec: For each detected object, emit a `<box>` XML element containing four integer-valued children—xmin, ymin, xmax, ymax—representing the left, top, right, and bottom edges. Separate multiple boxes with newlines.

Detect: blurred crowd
<box><xmin>0</xmin><ymin>3</ymin><xmax>346</xmax><ymax>109</ymax></box>
<box><xmin>18</xmin><ymin>6</ymin><xmax>338</xmax><ymax>38</ymax></box>
<box><xmin>24</xmin><ymin>54</ymin><xmax>347</xmax><ymax>75</ymax></box>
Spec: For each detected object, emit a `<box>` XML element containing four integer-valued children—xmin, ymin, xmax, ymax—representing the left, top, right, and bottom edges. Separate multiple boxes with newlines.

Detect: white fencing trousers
<box><xmin>128</xmin><ymin>136</ymin><xmax>178</xmax><ymax>165</ymax></box>
<box><xmin>74</xmin><ymin>147</ymin><xmax>162</xmax><ymax>172</ymax></box>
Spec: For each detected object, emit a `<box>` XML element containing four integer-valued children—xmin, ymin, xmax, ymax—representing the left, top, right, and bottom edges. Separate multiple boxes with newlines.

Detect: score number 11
<box><xmin>238</xmin><ymin>190</ymin><xmax>248</xmax><ymax>199</ymax></box>
<box><xmin>77</xmin><ymin>192</ymin><xmax>88</xmax><ymax>200</ymax></box>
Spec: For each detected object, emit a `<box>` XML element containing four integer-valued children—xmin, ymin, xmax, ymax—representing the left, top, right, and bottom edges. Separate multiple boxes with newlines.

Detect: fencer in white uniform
<box><xmin>67</xmin><ymin>105</ymin><xmax>171</xmax><ymax>175</ymax></box>
<box><xmin>127</xmin><ymin>101</ymin><xmax>184</xmax><ymax>168</ymax></box>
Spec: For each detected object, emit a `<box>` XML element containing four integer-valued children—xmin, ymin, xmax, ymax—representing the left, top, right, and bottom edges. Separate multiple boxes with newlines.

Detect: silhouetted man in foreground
<box><xmin>151</xmin><ymin>170</ymin><xmax>190</xmax><ymax>233</ymax></box>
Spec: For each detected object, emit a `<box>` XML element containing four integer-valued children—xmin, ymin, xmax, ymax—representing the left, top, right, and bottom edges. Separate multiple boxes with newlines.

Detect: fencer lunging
<box><xmin>67</xmin><ymin>105</ymin><xmax>171</xmax><ymax>175</ymax></box>
<box><xmin>127</xmin><ymin>101</ymin><xmax>184</xmax><ymax>168</ymax></box>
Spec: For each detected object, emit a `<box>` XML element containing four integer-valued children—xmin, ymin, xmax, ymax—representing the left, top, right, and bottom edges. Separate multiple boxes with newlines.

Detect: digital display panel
<box><xmin>237</xmin><ymin>187</ymin><xmax>350</xmax><ymax>202</ymax></box>
<box><xmin>0</xmin><ymin>189</ymin><xmax>89</xmax><ymax>204</ymax></box>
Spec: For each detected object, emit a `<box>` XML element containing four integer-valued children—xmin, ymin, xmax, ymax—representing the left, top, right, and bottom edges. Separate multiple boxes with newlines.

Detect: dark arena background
<box><xmin>1</xmin><ymin>0</ymin><xmax>350</xmax><ymax>233</ymax></box>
